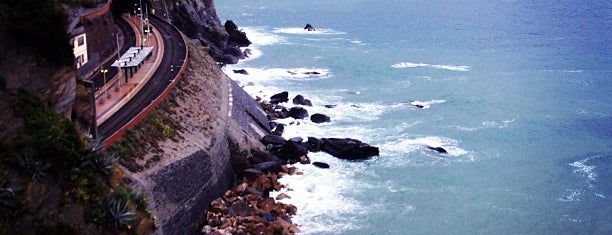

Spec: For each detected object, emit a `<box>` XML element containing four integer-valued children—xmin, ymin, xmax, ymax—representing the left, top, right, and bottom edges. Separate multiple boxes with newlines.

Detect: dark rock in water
<box><xmin>243</xmin><ymin>48</ymin><xmax>252</xmax><ymax>57</ymax></box>
<box><xmin>233</xmin><ymin>69</ymin><xmax>248</xmax><ymax>75</ymax></box>
<box><xmin>312</xmin><ymin>162</ymin><xmax>330</xmax><ymax>168</ymax></box>
<box><xmin>289</xmin><ymin>137</ymin><xmax>303</xmax><ymax>143</ymax></box>
<box><xmin>243</xmin><ymin>168</ymin><xmax>263</xmax><ymax>181</ymax></box>
<box><xmin>307</xmin><ymin>137</ymin><xmax>322</xmax><ymax>152</ymax></box>
<box><xmin>321</xmin><ymin>138</ymin><xmax>379</xmax><ymax>160</ymax></box>
<box><xmin>413</xmin><ymin>104</ymin><xmax>425</xmax><ymax>109</ymax></box>
<box><xmin>262</xmin><ymin>134</ymin><xmax>286</xmax><ymax>145</ymax></box>
<box><xmin>310</xmin><ymin>113</ymin><xmax>331</xmax><ymax>123</ymax></box>
<box><xmin>324</xmin><ymin>104</ymin><xmax>337</xmax><ymax>109</ymax></box>
<box><xmin>304</xmin><ymin>23</ymin><xmax>316</xmax><ymax>31</ymax></box>
<box><xmin>253</xmin><ymin>161</ymin><xmax>281</xmax><ymax>173</ymax></box>
<box><xmin>426</xmin><ymin>145</ymin><xmax>448</xmax><ymax>154</ymax></box>
<box><xmin>299</xmin><ymin>155</ymin><xmax>311</xmax><ymax>164</ymax></box>
<box><xmin>303</xmin><ymin>71</ymin><xmax>320</xmax><ymax>75</ymax></box>
<box><xmin>272</xmin><ymin>123</ymin><xmax>285</xmax><ymax>136</ymax></box>
<box><xmin>225</xmin><ymin>20</ymin><xmax>251</xmax><ymax>47</ymax></box>
<box><xmin>278</xmin><ymin>139</ymin><xmax>308</xmax><ymax>160</ymax></box>
<box><xmin>288</xmin><ymin>107</ymin><xmax>309</xmax><ymax>119</ymax></box>
<box><xmin>293</xmin><ymin>95</ymin><xmax>313</xmax><ymax>106</ymax></box>
<box><xmin>270</xmin><ymin>91</ymin><xmax>289</xmax><ymax>104</ymax></box>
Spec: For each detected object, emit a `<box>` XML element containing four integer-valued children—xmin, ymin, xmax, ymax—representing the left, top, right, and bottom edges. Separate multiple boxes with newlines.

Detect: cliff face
<box><xmin>0</xmin><ymin>27</ymin><xmax>76</xmax><ymax>141</ymax></box>
<box><xmin>148</xmin><ymin>0</ymin><xmax>251</xmax><ymax>64</ymax></box>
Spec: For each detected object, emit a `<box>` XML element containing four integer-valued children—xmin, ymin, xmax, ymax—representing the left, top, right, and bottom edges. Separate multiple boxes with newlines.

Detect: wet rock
<box><xmin>253</xmin><ymin>161</ymin><xmax>282</xmax><ymax>173</ymax></box>
<box><xmin>270</xmin><ymin>91</ymin><xmax>289</xmax><ymax>104</ymax></box>
<box><xmin>321</xmin><ymin>138</ymin><xmax>379</xmax><ymax>160</ymax></box>
<box><xmin>310</xmin><ymin>113</ymin><xmax>331</xmax><ymax>123</ymax></box>
<box><xmin>307</xmin><ymin>137</ymin><xmax>322</xmax><ymax>152</ymax></box>
<box><xmin>312</xmin><ymin>162</ymin><xmax>330</xmax><ymax>169</ymax></box>
<box><xmin>225</xmin><ymin>20</ymin><xmax>251</xmax><ymax>47</ymax></box>
<box><xmin>275</xmin><ymin>193</ymin><xmax>291</xmax><ymax>200</ymax></box>
<box><xmin>233</xmin><ymin>69</ymin><xmax>248</xmax><ymax>75</ymax></box>
<box><xmin>272</xmin><ymin>123</ymin><xmax>285</xmax><ymax>136</ymax></box>
<box><xmin>303</xmin><ymin>71</ymin><xmax>320</xmax><ymax>75</ymax></box>
<box><xmin>288</xmin><ymin>107</ymin><xmax>309</xmax><ymax>119</ymax></box>
<box><xmin>292</xmin><ymin>95</ymin><xmax>313</xmax><ymax>106</ymax></box>
<box><xmin>262</xmin><ymin>134</ymin><xmax>286</xmax><ymax>145</ymax></box>
<box><xmin>304</xmin><ymin>23</ymin><xmax>316</xmax><ymax>31</ymax></box>
<box><xmin>426</xmin><ymin>145</ymin><xmax>448</xmax><ymax>154</ymax></box>
<box><xmin>324</xmin><ymin>104</ymin><xmax>337</xmax><ymax>108</ymax></box>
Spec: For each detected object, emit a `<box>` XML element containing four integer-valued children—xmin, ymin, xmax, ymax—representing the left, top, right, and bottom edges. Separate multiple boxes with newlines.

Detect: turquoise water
<box><xmin>216</xmin><ymin>1</ymin><xmax>612</xmax><ymax>234</ymax></box>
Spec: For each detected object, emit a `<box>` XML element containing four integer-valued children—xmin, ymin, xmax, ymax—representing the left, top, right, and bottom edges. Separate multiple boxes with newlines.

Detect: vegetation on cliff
<box><xmin>0</xmin><ymin>91</ymin><xmax>155</xmax><ymax>234</ymax></box>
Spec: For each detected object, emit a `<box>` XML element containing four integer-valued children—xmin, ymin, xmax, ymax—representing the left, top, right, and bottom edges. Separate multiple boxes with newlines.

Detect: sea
<box><xmin>215</xmin><ymin>1</ymin><xmax>612</xmax><ymax>234</ymax></box>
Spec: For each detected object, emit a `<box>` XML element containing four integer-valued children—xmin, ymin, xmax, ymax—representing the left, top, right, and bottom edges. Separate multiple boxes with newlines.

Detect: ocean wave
<box><xmin>569</xmin><ymin>155</ymin><xmax>602</xmax><ymax>188</ymax></box>
<box><xmin>241</xmin><ymin>26</ymin><xmax>287</xmax><ymax>46</ymax></box>
<box><xmin>380</xmin><ymin>135</ymin><xmax>470</xmax><ymax>158</ymax></box>
<box><xmin>450</xmin><ymin>119</ymin><xmax>515</xmax><ymax>131</ymax></box>
<box><xmin>272</xmin><ymin>27</ymin><xmax>346</xmax><ymax>35</ymax></box>
<box><xmin>391</xmin><ymin>62</ymin><xmax>471</xmax><ymax>71</ymax></box>
<box><xmin>559</xmin><ymin>189</ymin><xmax>582</xmax><ymax>202</ymax></box>
<box><xmin>410</xmin><ymin>99</ymin><xmax>446</xmax><ymax>109</ymax></box>
<box><xmin>270</xmin><ymin>153</ymin><xmax>368</xmax><ymax>234</ymax></box>
<box><xmin>224</xmin><ymin>66</ymin><xmax>331</xmax><ymax>83</ymax></box>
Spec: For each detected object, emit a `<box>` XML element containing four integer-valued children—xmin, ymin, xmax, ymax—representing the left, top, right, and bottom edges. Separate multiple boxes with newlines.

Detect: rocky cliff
<box><xmin>148</xmin><ymin>0</ymin><xmax>251</xmax><ymax>64</ymax></box>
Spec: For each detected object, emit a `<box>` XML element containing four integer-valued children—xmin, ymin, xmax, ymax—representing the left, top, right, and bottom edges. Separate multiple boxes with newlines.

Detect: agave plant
<box><xmin>0</xmin><ymin>182</ymin><xmax>22</xmax><ymax>216</ymax></box>
<box><xmin>106</xmin><ymin>196</ymin><xmax>136</xmax><ymax>228</ymax></box>
<box><xmin>18</xmin><ymin>154</ymin><xmax>50</xmax><ymax>180</ymax></box>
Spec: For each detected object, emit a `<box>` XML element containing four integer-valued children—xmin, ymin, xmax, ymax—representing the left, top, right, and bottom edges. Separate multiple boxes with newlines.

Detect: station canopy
<box><xmin>111</xmin><ymin>46</ymin><xmax>153</xmax><ymax>68</ymax></box>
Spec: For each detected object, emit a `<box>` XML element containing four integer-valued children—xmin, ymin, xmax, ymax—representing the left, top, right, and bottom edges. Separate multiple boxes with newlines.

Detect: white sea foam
<box><xmin>241</xmin><ymin>27</ymin><xmax>286</xmax><ymax>46</ymax></box>
<box><xmin>451</xmin><ymin>119</ymin><xmax>515</xmax><ymax>131</ymax></box>
<box><xmin>569</xmin><ymin>155</ymin><xmax>601</xmax><ymax>188</ymax></box>
<box><xmin>270</xmin><ymin>153</ymin><xmax>369</xmax><ymax>234</ymax></box>
<box><xmin>272</xmin><ymin>27</ymin><xmax>346</xmax><ymax>35</ymax></box>
<box><xmin>380</xmin><ymin>135</ymin><xmax>469</xmax><ymax>157</ymax></box>
<box><xmin>559</xmin><ymin>189</ymin><xmax>582</xmax><ymax>202</ymax></box>
<box><xmin>392</xmin><ymin>62</ymin><xmax>471</xmax><ymax>71</ymax></box>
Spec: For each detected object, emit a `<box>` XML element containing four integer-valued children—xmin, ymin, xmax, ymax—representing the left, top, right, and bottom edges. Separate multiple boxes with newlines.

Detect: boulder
<box><xmin>303</xmin><ymin>71</ymin><xmax>320</xmax><ymax>75</ymax></box>
<box><xmin>321</xmin><ymin>138</ymin><xmax>379</xmax><ymax>160</ymax></box>
<box><xmin>261</xmin><ymin>134</ymin><xmax>286</xmax><ymax>145</ymax></box>
<box><xmin>307</xmin><ymin>137</ymin><xmax>322</xmax><ymax>152</ymax></box>
<box><xmin>253</xmin><ymin>161</ymin><xmax>282</xmax><ymax>173</ymax></box>
<box><xmin>250</xmin><ymin>149</ymin><xmax>280</xmax><ymax>165</ymax></box>
<box><xmin>233</xmin><ymin>69</ymin><xmax>248</xmax><ymax>75</ymax></box>
<box><xmin>270</xmin><ymin>91</ymin><xmax>289</xmax><ymax>104</ymax></box>
<box><xmin>324</xmin><ymin>104</ymin><xmax>337</xmax><ymax>109</ymax></box>
<box><xmin>292</xmin><ymin>95</ymin><xmax>313</xmax><ymax>106</ymax></box>
<box><xmin>225</xmin><ymin>20</ymin><xmax>251</xmax><ymax>47</ymax></box>
<box><xmin>426</xmin><ymin>145</ymin><xmax>448</xmax><ymax>154</ymax></box>
<box><xmin>272</xmin><ymin>123</ymin><xmax>285</xmax><ymax>136</ymax></box>
<box><xmin>310</xmin><ymin>113</ymin><xmax>331</xmax><ymax>123</ymax></box>
<box><xmin>312</xmin><ymin>162</ymin><xmax>330</xmax><ymax>169</ymax></box>
<box><xmin>278</xmin><ymin>139</ymin><xmax>308</xmax><ymax>161</ymax></box>
<box><xmin>242</xmin><ymin>168</ymin><xmax>263</xmax><ymax>181</ymax></box>
<box><xmin>304</xmin><ymin>23</ymin><xmax>316</xmax><ymax>31</ymax></box>
<box><xmin>288</xmin><ymin>107</ymin><xmax>309</xmax><ymax>119</ymax></box>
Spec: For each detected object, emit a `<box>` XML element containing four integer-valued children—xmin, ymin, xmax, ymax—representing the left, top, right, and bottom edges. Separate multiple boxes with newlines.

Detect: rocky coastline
<box><xmin>202</xmin><ymin>90</ymin><xmax>379</xmax><ymax>234</ymax></box>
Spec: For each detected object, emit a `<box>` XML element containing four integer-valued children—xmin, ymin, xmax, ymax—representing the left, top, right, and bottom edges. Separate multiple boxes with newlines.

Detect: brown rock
<box><xmin>276</xmin><ymin>193</ymin><xmax>291</xmax><ymax>200</ymax></box>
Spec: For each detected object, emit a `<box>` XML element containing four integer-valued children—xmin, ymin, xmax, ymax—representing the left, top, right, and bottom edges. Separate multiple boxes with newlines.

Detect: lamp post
<box><xmin>139</xmin><ymin>0</ymin><xmax>144</xmax><ymax>48</ymax></box>
<box><xmin>101</xmin><ymin>68</ymin><xmax>109</xmax><ymax>99</ymax></box>
<box><xmin>115</xmin><ymin>33</ymin><xmax>122</xmax><ymax>91</ymax></box>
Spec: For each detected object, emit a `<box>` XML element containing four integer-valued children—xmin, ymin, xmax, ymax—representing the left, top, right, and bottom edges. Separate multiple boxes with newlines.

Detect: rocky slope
<box><xmin>148</xmin><ymin>0</ymin><xmax>251</xmax><ymax>64</ymax></box>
